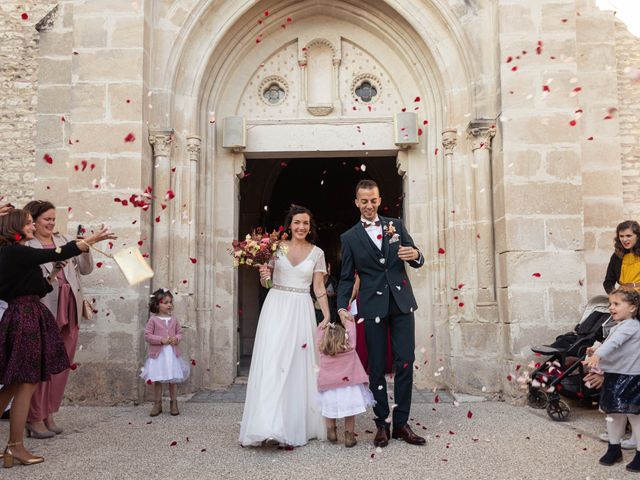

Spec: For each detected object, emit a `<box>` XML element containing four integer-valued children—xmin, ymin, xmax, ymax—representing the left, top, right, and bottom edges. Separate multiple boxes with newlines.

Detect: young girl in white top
<box><xmin>585</xmin><ymin>287</ymin><xmax>640</xmax><ymax>472</ymax></box>
<box><xmin>141</xmin><ymin>289</ymin><xmax>190</xmax><ymax>417</ymax></box>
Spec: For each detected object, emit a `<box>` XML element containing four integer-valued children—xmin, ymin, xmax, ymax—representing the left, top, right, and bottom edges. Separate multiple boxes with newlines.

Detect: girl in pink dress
<box><xmin>317</xmin><ymin>317</ymin><xmax>375</xmax><ymax>448</ymax></box>
<box><xmin>141</xmin><ymin>289</ymin><xmax>190</xmax><ymax>416</ymax></box>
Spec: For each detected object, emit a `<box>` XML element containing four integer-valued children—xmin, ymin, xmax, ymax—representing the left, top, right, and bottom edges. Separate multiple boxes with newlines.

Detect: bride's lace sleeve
<box><xmin>313</xmin><ymin>248</ymin><xmax>327</xmax><ymax>274</ymax></box>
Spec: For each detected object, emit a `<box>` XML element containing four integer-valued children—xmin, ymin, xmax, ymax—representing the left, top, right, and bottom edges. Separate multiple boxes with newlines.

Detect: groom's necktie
<box><xmin>362</xmin><ymin>220</ymin><xmax>381</xmax><ymax>229</ymax></box>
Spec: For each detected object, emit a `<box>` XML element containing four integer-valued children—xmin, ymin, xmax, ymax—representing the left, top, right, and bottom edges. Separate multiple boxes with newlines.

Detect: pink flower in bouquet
<box><xmin>229</xmin><ymin>229</ymin><xmax>287</xmax><ymax>288</ymax></box>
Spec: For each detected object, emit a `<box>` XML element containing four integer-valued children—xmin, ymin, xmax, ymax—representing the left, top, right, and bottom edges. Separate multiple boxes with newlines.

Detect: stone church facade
<box><xmin>0</xmin><ymin>0</ymin><xmax>639</xmax><ymax>403</ymax></box>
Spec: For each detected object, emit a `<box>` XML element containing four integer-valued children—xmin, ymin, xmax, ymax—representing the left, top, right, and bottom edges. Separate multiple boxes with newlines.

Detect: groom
<box><xmin>337</xmin><ymin>179</ymin><xmax>426</xmax><ymax>447</ymax></box>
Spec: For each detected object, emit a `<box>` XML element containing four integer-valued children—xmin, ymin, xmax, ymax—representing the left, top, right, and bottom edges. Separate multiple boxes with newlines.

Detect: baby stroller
<box><xmin>527</xmin><ymin>296</ymin><xmax>612</xmax><ymax>421</ymax></box>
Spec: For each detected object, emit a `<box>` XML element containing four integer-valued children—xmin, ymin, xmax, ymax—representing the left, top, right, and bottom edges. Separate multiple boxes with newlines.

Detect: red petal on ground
<box><xmin>255</xmin><ymin>37</ymin><xmax>261</xmax><ymax>44</ymax></box>
<box><xmin>449</xmin><ymin>431</ymin><xmax>455</xmax><ymax>435</ymax></box>
<box><xmin>170</xmin><ymin>441</ymin><xmax>177</xmax><ymax>446</ymax></box>
<box><xmin>561</xmin><ymin>18</ymin><xmax>568</xmax><ymax>23</ymax></box>
<box><xmin>587</xmin><ymin>136</ymin><xmax>594</xmax><ymax>141</ymax></box>
<box><xmin>507</xmin><ymin>374</ymin><xmax>513</xmax><ymax>381</ymax></box>
<box><xmin>532</xmin><ymin>272</ymin><xmax>541</xmax><ymax>277</ymax></box>
<box><xmin>573</xmin><ymin>87</ymin><xmax>582</xmax><ymax>93</ymax></box>
<box><xmin>43</xmin><ymin>153</ymin><xmax>53</xmax><ymax>164</ymax></box>
<box><xmin>287</xmin><ymin>17</ymin><xmax>292</xmax><ymax>22</ymax></box>
<box><xmin>458</xmin><ymin>302</ymin><xmax>464</xmax><ymax>308</ymax></box>
<box><xmin>61</xmin><ymin>116</ymin><xmax>65</xmax><ymax>122</ymax></box>
<box><xmin>414</xmin><ymin>96</ymin><xmax>420</xmax><ymax>102</ymax></box>
<box><xmin>515</xmin><ymin>364</ymin><xmax>521</xmax><ymax>371</ymax></box>
<box><xmin>191</xmin><ymin>359</ymin><xmax>196</xmax><ymax>366</ymax></box>
<box><xmin>543</xmin><ymin>85</ymin><xmax>551</xmax><ymax>92</ymax></box>
<box><xmin>201</xmin><ymin>449</ymin><xmax>206</xmax><ymax>452</ymax></box>
<box><xmin>21</xmin><ymin>13</ymin><xmax>29</xmax><ymax>20</ymax></box>
<box><xmin>467</xmin><ymin>410</ymin><xmax>473</xmax><ymax>419</ymax></box>
<box><xmin>438</xmin><ymin>248</ymin><xmax>445</xmax><ymax>254</ymax></box>
<box><xmin>434</xmin><ymin>394</ymin><xmax>440</xmax><ymax>403</ymax></box>
<box><xmin>569</xmin><ymin>120</ymin><xmax>577</xmax><ymax>126</ymax></box>
<box><xmin>190</xmin><ymin>257</ymin><xmax>197</xmax><ymax>264</ymax></box>
<box><xmin>401</xmin><ymin>107</ymin><xmax>406</xmax><ymax>112</ymax></box>
<box><xmin>137</xmin><ymin>240</ymin><xmax>143</xmax><ymax>246</ymax></box>
<box><xmin>96</xmin><ymin>262</ymin><xmax>103</xmax><ymax>268</ymax></box>
<box><xmin>264</xmin><ymin>10</ymin><xmax>269</xmax><ymax>16</ymax></box>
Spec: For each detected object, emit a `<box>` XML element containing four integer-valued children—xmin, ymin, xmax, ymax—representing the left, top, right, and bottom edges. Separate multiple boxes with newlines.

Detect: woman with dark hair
<box><xmin>22</xmin><ymin>200</ymin><xmax>94</xmax><ymax>438</ymax></box>
<box><xmin>604</xmin><ymin>220</ymin><xmax>640</xmax><ymax>294</ymax></box>
<box><xmin>239</xmin><ymin>204</ymin><xmax>330</xmax><ymax>447</ymax></box>
<box><xmin>0</xmin><ymin>209</ymin><xmax>114</xmax><ymax>467</ymax></box>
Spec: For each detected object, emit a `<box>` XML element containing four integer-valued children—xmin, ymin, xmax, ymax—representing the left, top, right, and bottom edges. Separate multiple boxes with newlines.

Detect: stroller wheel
<box><xmin>527</xmin><ymin>390</ymin><xmax>548</xmax><ymax>409</ymax></box>
<box><xmin>546</xmin><ymin>400</ymin><xmax>570</xmax><ymax>421</ymax></box>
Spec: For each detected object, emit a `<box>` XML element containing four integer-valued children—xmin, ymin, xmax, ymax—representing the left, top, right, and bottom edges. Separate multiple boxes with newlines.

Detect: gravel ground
<box><xmin>1</xmin><ymin>394</ymin><xmax>638</xmax><ymax>480</ymax></box>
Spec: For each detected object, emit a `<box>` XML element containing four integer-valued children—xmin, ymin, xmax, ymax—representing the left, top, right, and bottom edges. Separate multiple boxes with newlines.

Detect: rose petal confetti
<box><xmin>43</xmin><ymin>153</ymin><xmax>53</xmax><ymax>164</ymax></box>
<box><xmin>532</xmin><ymin>272</ymin><xmax>541</xmax><ymax>277</ymax></box>
<box><xmin>438</xmin><ymin>248</ymin><xmax>445</xmax><ymax>254</ymax></box>
<box><xmin>191</xmin><ymin>359</ymin><xmax>196</xmax><ymax>366</ymax></box>
<box><xmin>467</xmin><ymin>410</ymin><xmax>473</xmax><ymax>419</ymax></box>
<box><xmin>170</xmin><ymin>441</ymin><xmax>177</xmax><ymax>446</ymax></box>
<box><xmin>301</xmin><ymin>343</ymin><xmax>307</xmax><ymax>349</ymax></box>
<box><xmin>124</xmin><ymin>132</ymin><xmax>136</xmax><ymax>143</ymax></box>
<box><xmin>70</xmin><ymin>363</ymin><xmax>78</xmax><ymax>370</ymax></box>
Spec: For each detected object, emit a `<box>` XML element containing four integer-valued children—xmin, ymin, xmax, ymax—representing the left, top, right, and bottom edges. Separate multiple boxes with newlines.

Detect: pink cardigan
<box><xmin>144</xmin><ymin>315</ymin><xmax>183</xmax><ymax>359</ymax></box>
<box><xmin>316</xmin><ymin>320</ymin><xmax>369</xmax><ymax>392</ymax></box>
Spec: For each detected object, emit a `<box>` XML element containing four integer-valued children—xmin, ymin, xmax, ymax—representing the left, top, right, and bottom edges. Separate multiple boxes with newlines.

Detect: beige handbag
<box><xmin>82</xmin><ymin>299</ymin><xmax>94</xmax><ymax>320</ymax></box>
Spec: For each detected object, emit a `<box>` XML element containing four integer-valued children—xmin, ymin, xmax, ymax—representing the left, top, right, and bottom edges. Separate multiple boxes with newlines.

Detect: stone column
<box><xmin>467</xmin><ymin>121</ymin><xmax>496</xmax><ymax>304</ymax></box>
<box><xmin>441</xmin><ymin>129</ymin><xmax>458</xmax><ymax>303</ymax></box>
<box><xmin>186</xmin><ymin>135</ymin><xmax>201</xmax><ymax>284</ymax></box>
<box><xmin>149</xmin><ymin>129</ymin><xmax>174</xmax><ymax>289</ymax></box>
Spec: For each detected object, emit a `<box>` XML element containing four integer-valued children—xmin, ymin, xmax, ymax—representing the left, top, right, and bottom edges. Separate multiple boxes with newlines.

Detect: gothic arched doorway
<box><xmin>237</xmin><ymin>156</ymin><xmax>403</xmax><ymax>374</ymax></box>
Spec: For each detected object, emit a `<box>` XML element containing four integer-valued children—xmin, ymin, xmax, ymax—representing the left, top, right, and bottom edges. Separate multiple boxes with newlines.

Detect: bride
<box><xmin>239</xmin><ymin>205</ymin><xmax>330</xmax><ymax>447</ymax></box>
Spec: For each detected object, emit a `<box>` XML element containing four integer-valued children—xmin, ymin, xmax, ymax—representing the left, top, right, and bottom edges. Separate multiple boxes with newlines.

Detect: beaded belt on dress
<box><xmin>272</xmin><ymin>284</ymin><xmax>310</xmax><ymax>294</ymax></box>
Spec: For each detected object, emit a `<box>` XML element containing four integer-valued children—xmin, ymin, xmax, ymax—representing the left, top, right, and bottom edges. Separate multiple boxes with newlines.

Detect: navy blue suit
<box><xmin>337</xmin><ymin>216</ymin><xmax>424</xmax><ymax>427</ymax></box>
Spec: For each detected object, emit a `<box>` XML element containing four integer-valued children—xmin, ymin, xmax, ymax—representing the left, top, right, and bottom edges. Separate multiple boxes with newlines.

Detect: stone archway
<box><xmin>157</xmin><ymin>0</ymin><xmax>486</xmax><ymax>390</ymax></box>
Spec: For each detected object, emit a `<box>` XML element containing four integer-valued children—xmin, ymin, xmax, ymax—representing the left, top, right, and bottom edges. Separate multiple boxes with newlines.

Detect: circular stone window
<box><xmin>259</xmin><ymin>76</ymin><xmax>288</xmax><ymax>106</ymax></box>
<box><xmin>352</xmin><ymin>74</ymin><xmax>381</xmax><ymax>104</ymax></box>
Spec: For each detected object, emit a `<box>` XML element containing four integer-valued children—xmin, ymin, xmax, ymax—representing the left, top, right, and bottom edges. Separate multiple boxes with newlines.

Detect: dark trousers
<box><xmin>364</xmin><ymin>295</ymin><xmax>415</xmax><ymax>427</ymax></box>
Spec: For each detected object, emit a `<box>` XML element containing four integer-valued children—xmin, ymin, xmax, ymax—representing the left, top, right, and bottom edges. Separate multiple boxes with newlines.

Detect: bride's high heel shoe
<box><xmin>3</xmin><ymin>442</ymin><xmax>44</xmax><ymax>468</ymax></box>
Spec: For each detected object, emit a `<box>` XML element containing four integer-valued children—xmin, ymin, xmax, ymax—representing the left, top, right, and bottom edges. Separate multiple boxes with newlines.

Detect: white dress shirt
<box><xmin>361</xmin><ymin>216</ymin><xmax>383</xmax><ymax>250</ymax></box>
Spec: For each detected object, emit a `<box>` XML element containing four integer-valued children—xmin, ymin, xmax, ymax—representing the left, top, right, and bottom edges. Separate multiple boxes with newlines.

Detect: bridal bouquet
<box><xmin>230</xmin><ymin>228</ymin><xmax>287</xmax><ymax>288</ymax></box>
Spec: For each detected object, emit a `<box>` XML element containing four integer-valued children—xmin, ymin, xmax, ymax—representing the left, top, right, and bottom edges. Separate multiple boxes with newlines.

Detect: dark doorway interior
<box><xmin>237</xmin><ymin>157</ymin><xmax>403</xmax><ymax>375</ymax></box>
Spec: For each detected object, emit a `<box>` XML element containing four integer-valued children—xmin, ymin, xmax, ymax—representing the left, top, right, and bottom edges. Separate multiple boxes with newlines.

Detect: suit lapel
<box><xmin>354</xmin><ymin>223</ymin><xmax>384</xmax><ymax>264</ymax></box>
<box><xmin>381</xmin><ymin>217</ymin><xmax>390</xmax><ymax>260</ymax></box>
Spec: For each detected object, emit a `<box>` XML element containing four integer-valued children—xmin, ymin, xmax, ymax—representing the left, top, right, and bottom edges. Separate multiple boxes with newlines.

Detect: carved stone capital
<box><xmin>467</xmin><ymin>120</ymin><xmax>496</xmax><ymax>151</ymax></box>
<box><xmin>441</xmin><ymin>128</ymin><xmax>458</xmax><ymax>155</ymax></box>
<box><xmin>186</xmin><ymin>135</ymin><xmax>201</xmax><ymax>162</ymax></box>
<box><xmin>149</xmin><ymin>129</ymin><xmax>174</xmax><ymax>157</ymax></box>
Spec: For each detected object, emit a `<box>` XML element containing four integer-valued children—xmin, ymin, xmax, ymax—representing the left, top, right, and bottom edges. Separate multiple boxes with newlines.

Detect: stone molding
<box><xmin>148</xmin><ymin>129</ymin><xmax>174</xmax><ymax>157</ymax></box>
<box><xmin>186</xmin><ymin>135</ymin><xmax>201</xmax><ymax>162</ymax></box>
<box><xmin>441</xmin><ymin>128</ymin><xmax>458</xmax><ymax>154</ymax></box>
<box><xmin>467</xmin><ymin>120</ymin><xmax>496</xmax><ymax>151</ymax></box>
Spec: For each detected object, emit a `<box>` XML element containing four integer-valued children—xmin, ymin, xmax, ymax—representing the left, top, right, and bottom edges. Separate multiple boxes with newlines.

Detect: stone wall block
<box><xmin>503</xmin><ymin>183</ymin><xmax>582</xmax><ymax>216</ymax></box>
<box><xmin>577</xmin><ymin>41</ymin><xmax>617</xmax><ymax>72</ymax></box>
<box><xmin>581</xmin><ymin>170</ymin><xmax>623</xmax><ymax>197</ymax></box>
<box><xmin>498</xmin><ymin>251</ymin><xmax>585</xmax><ymax>287</ymax></box>
<box><xmin>39</xmin><ymin>31</ymin><xmax>72</xmax><ymax>56</ymax></box>
<box><xmin>69</xmin><ymin>123</ymin><xmax>141</xmax><ymax>154</ymax></box>
<box><xmin>495</xmin><ymin>216</ymin><xmax>546</xmax><ymax>253</ymax></box>
<box><xmin>583</xmin><ymin>197</ymin><xmax>623</xmax><ymax>229</ymax></box>
<box><xmin>71</xmin><ymin>84</ymin><xmax>107</xmax><ymax>122</ymax></box>
<box><xmin>37</xmin><ymin>86</ymin><xmax>71</xmax><ymax>114</ymax></box>
<box><xmin>458</xmin><ymin>323</ymin><xmax>501</xmax><ymax>356</ymax></box>
<box><xmin>75</xmin><ymin>0</ymin><xmax>142</xmax><ymax>15</ymax></box>
<box><xmin>104</xmin><ymin>156</ymin><xmax>143</xmax><ymax>189</ymax></box>
<box><xmin>540</xmin><ymin>2</ymin><xmax>578</xmax><ymax>33</ymax></box>
<box><xmin>74</xmin><ymin>50</ymin><xmax>143</xmax><ymax>82</ymax></box>
<box><xmin>497</xmin><ymin>286</ymin><xmax>546</xmax><ymax>324</ymax></box>
<box><xmin>108</xmin><ymin>84</ymin><xmax>143</xmax><ymax>121</ymax></box>
<box><xmin>548</xmin><ymin>287</ymin><xmax>587</xmax><ymax>327</ymax></box>
<box><xmin>545</xmin><ymin>149</ymin><xmax>581</xmax><ymax>179</ymax></box>
<box><xmin>73</xmin><ymin>16</ymin><xmax>107</xmax><ymax>48</ymax></box>
<box><xmin>35</xmin><ymin>116</ymin><xmax>64</xmax><ymax>148</ymax></box>
<box><xmin>450</xmin><ymin>357</ymin><xmax>500</xmax><ymax>393</ymax></box>
<box><xmin>110</xmin><ymin>16</ymin><xmax>144</xmax><ymax>48</ymax></box>
<box><xmin>38</xmin><ymin>58</ymin><xmax>72</xmax><ymax>85</ymax></box>
<box><xmin>545</xmin><ymin>217</ymin><xmax>584</xmax><ymax>250</ymax></box>
<box><xmin>498</xmin><ymin>4</ymin><xmax>534</xmax><ymax>34</ymax></box>
<box><xmin>502</xmin><ymin>115</ymin><xmax>579</xmax><ymax>144</ymax></box>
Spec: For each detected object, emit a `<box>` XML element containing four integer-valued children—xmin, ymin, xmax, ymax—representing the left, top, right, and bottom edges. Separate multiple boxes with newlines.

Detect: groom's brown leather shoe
<box><xmin>392</xmin><ymin>424</ymin><xmax>426</xmax><ymax>445</ymax></box>
<box><xmin>373</xmin><ymin>425</ymin><xmax>389</xmax><ymax>447</ymax></box>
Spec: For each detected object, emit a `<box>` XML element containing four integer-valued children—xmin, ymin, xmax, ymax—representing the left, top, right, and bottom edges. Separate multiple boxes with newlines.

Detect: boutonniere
<box><xmin>383</xmin><ymin>221</ymin><xmax>396</xmax><ymax>237</ymax></box>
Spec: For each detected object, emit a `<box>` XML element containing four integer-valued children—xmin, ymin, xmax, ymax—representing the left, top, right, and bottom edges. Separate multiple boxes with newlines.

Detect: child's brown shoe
<box><xmin>345</xmin><ymin>431</ymin><xmax>357</xmax><ymax>448</ymax></box>
<box><xmin>150</xmin><ymin>401</ymin><xmax>162</xmax><ymax>417</ymax></box>
<box><xmin>327</xmin><ymin>426</ymin><xmax>337</xmax><ymax>443</ymax></box>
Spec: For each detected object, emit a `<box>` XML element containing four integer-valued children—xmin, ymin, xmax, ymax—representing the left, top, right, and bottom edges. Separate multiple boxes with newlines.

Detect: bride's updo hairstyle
<box><xmin>283</xmin><ymin>204</ymin><xmax>318</xmax><ymax>243</ymax></box>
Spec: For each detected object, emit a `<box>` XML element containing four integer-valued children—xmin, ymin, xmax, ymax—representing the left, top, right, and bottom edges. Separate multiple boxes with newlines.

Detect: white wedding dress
<box><xmin>239</xmin><ymin>245</ymin><xmax>327</xmax><ymax>447</ymax></box>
